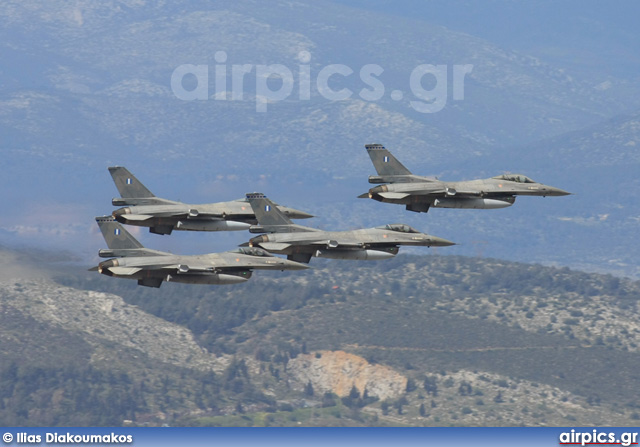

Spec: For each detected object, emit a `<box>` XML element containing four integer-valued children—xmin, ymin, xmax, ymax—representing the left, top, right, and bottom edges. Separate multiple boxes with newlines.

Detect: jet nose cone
<box><xmin>554</xmin><ymin>188</ymin><xmax>571</xmax><ymax>196</ymax></box>
<box><xmin>294</xmin><ymin>210</ymin><xmax>315</xmax><ymax>219</ymax></box>
<box><xmin>428</xmin><ymin>236</ymin><xmax>457</xmax><ymax>247</ymax></box>
<box><xmin>283</xmin><ymin>259</ymin><xmax>311</xmax><ymax>270</ymax></box>
<box><xmin>545</xmin><ymin>187</ymin><xmax>572</xmax><ymax>196</ymax></box>
<box><xmin>282</xmin><ymin>207</ymin><xmax>314</xmax><ymax>220</ymax></box>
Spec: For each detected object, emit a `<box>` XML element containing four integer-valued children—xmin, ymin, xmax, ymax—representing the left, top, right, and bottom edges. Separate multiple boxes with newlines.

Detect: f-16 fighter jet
<box><xmin>92</xmin><ymin>216</ymin><xmax>309</xmax><ymax>288</ymax></box>
<box><xmin>360</xmin><ymin>144</ymin><xmax>570</xmax><ymax>213</ymax></box>
<box><xmin>109</xmin><ymin>166</ymin><xmax>313</xmax><ymax>235</ymax></box>
<box><xmin>244</xmin><ymin>193</ymin><xmax>455</xmax><ymax>264</ymax></box>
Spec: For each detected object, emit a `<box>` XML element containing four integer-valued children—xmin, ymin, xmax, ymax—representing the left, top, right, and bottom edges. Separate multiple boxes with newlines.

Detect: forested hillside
<box><xmin>30</xmin><ymin>254</ymin><xmax>639</xmax><ymax>426</ymax></box>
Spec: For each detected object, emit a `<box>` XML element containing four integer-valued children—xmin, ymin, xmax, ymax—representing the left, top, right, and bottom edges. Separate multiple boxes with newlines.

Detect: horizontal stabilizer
<box><xmin>258</xmin><ymin>242</ymin><xmax>292</xmax><ymax>251</ymax></box>
<box><xmin>98</xmin><ymin>248</ymin><xmax>168</xmax><ymax>258</ymax></box>
<box><xmin>108</xmin><ymin>266</ymin><xmax>143</xmax><ymax>276</ymax></box>
<box><xmin>378</xmin><ymin>192</ymin><xmax>411</xmax><ymax>200</ymax></box>
<box><xmin>121</xmin><ymin>214</ymin><xmax>154</xmax><ymax>221</ymax></box>
<box><xmin>112</xmin><ymin>197</ymin><xmax>180</xmax><ymax>206</ymax></box>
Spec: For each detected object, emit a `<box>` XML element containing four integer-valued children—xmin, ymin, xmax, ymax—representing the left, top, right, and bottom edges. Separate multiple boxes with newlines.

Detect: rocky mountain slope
<box><xmin>19</xmin><ymin>250</ymin><xmax>634</xmax><ymax>426</ymax></box>
<box><xmin>1</xmin><ymin>279</ymin><xmax>228</xmax><ymax>372</ymax></box>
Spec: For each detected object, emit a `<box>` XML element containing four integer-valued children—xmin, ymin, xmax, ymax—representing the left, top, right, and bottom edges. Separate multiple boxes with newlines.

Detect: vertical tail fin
<box><xmin>108</xmin><ymin>166</ymin><xmax>155</xmax><ymax>198</ymax></box>
<box><xmin>96</xmin><ymin>216</ymin><xmax>144</xmax><ymax>249</ymax></box>
<box><xmin>246</xmin><ymin>193</ymin><xmax>294</xmax><ymax>227</ymax></box>
<box><xmin>365</xmin><ymin>144</ymin><xmax>412</xmax><ymax>176</ymax></box>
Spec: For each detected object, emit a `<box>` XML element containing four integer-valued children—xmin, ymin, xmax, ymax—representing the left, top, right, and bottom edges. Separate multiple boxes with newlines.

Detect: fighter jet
<box><xmin>91</xmin><ymin>216</ymin><xmax>309</xmax><ymax>288</ymax></box>
<box><xmin>244</xmin><ymin>193</ymin><xmax>455</xmax><ymax>264</ymax></box>
<box><xmin>109</xmin><ymin>166</ymin><xmax>313</xmax><ymax>235</ymax></box>
<box><xmin>359</xmin><ymin>144</ymin><xmax>571</xmax><ymax>213</ymax></box>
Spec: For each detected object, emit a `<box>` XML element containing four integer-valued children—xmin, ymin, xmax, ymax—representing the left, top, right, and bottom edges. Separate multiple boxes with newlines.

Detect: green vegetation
<box><xmin>55</xmin><ymin>255</ymin><xmax>638</xmax><ymax>351</ymax></box>
<box><xmin>1</xmin><ymin>254</ymin><xmax>636</xmax><ymax>426</ymax></box>
<box><xmin>0</xmin><ymin>363</ymin><xmax>144</xmax><ymax>426</ymax></box>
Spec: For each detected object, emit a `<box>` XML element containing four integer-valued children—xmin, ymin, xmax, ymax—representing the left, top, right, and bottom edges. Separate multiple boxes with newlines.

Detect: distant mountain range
<box><xmin>0</xmin><ymin>1</ymin><xmax>638</xmax><ymax>275</ymax></box>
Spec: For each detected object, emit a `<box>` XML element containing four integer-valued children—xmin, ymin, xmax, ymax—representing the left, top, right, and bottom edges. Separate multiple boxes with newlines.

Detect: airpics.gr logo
<box><xmin>559</xmin><ymin>429</ymin><xmax>638</xmax><ymax>447</ymax></box>
<box><xmin>171</xmin><ymin>51</ymin><xmax>473</xmax><ymax>113</ymax></box>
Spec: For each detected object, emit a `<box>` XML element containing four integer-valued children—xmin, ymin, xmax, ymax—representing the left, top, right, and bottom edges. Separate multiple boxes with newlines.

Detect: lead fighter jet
<box><xmin>360</xmin><ymin>144</ymin><xmax>570</xmax><ymax>213</ymax></box>
<box><xmin>244</xmin><ymin>193</ymin><xmax>455</xmax><ymax>264</ymax></box>
<box><xmin>92</xmin><ymin>216</ymin><xmax>308</xmax><ymax>288</ymax></box>
<box><xmin>109</xmin><ymin>166</ymin><xmax>313</xmax><ymax>235</ymax></box>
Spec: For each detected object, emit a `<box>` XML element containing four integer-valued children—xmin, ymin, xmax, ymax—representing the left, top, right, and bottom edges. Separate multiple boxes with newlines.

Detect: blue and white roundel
<box><xmin>114</xmin><ymin>229</ymin><xmax>121</xmax><ymax>235</ymax></box>
<box><xmin>265</xmin><ymin>205</ymin><xmax>271</xmax><ymax>212</ymax></box>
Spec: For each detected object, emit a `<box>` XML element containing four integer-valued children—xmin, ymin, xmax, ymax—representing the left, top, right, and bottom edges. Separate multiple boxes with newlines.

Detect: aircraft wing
<box><xmin>259</xmin><ymin>240</ymin><xmax>363</xmax><ymax>250</ymax></box>
<box><xmin>165</xmin><ymin>264</ymin><xmax>255</xmax><ymax>275</ymax></box>
<box><xmin>185</xmin><ymin>212</ymin><xmax>236</xmax><ymax>220</ymax></box>
<box><xmin>126</xmin><ymin>211</ymin><xmax>229</xmax><ymax>220</ymax></box>
<box><xmin>443</xmin><ymin>189</ymin><xmax>483</xmax><ymax>197</ymax></box>
<box><xmin>163</xmin><ymin>264</ymin><xmax>217</xmax><ymax>273</ymax></box>
<box><xmin>305</xmin><ymin>240</ymin><xmax>364</xmax><ymax>249</ymax></box>
<box><xmin>415</xmin><ymin>187</ymin><xmax>483</xmax><ymax>198</ymax></box>
<box><xmin>110</xmin><ymin>263</ymin><xmax>234</xmax><ymax>275</ymax></box>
